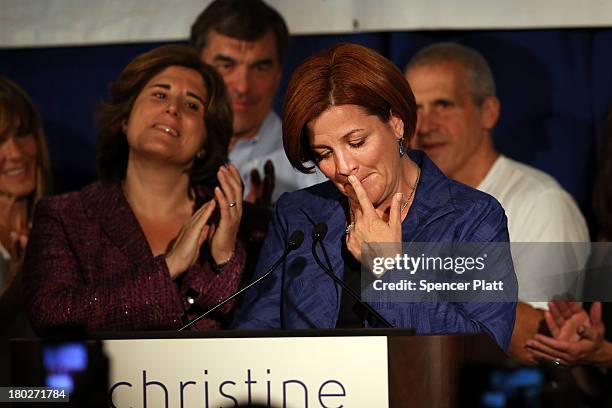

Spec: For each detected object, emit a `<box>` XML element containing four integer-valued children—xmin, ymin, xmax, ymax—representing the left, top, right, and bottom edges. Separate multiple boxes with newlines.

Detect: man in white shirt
<box><xmin>190</xmin><ymin>0</ymin><xmax>325</xmax><ymax>204</ymax></box>
<box><xmin>405</xmin><ymin>42</ymin><xmax>589</xmax><ymax>364</ymax></box>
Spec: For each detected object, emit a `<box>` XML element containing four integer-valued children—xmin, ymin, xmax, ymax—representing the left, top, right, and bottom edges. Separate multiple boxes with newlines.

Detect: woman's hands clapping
<box><xmin>165</xmin><ymin>164</ymin><xmax>242</xmax><ymax>279</ymax></box>
<box><xmin>526</xmin><ymin>301</ymin><xmax>607</xmax><ymax>366</ymax></box>
<box><xmin>209</xmin><ymin>164</ymin><xmax>243</xmax><ymax>265</ymax></box>
<box><xmin>0</xmin><ymin>200</ymin><xmax>29</xmax><ymax>282</ymax></box>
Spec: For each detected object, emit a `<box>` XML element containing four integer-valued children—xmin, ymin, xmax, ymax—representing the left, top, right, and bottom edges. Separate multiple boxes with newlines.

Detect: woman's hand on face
<box><xmin>525</xmin><ymin>301</ymin><xmax>606</xmax><ymax>366</ymax></box>
<box><xmin>209</xmin><ymin>164</ymin><xmax>243</xmax><ymax>265</ymax></box>
<box><xmin>346</xmin><ymin>174</ymin><xmax>403</xmax><ymax>266</ymax></box>
<box><xmin>165</xmin><ymin>200</ymin><xmax>216</xmax><ymax>279</ymax></box>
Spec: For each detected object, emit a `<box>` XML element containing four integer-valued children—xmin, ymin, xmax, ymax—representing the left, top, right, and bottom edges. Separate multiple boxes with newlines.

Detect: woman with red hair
<box><xmin>232</xmin><ymin>43</ymin><xmax>517</xmax><ymax>350</ymax></box>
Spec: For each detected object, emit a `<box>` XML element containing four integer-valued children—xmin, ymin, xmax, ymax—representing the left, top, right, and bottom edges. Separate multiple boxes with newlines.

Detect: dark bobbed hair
<box><xmin>0</xmin><ymin>75</ymin><xmax>52</xmax><ymax>219</ymax></box>
<box><xmin>189</xmin><ymin>0</ymin><xmax>289</xmax><ymax>65</ymax></box>
<box><xmin>96</xmin><ymin>44</ymin><xmax>232</xmax><ymax>189</ymax></box>
<box><xmin>594</xmin><ymin>107</ymin><xmax>612</xmax><ymax>240</ymax></box>
<box><xmin>282</xmin><ymin>43</ymin><xmax>418</xmax><ymax>173</ymax></box>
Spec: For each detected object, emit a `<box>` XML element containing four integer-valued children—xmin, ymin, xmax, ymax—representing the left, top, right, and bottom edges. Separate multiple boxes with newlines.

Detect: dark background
<box><xmin>2</xmin><ymin>28</ymin><xmax>611</xmax><ymax>234</ymax></box>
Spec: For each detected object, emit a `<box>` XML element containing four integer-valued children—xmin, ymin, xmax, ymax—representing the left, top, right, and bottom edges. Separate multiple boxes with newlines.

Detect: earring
<box><xmin>398</xmin><ymin>138</ymin><xmax>405</xmax><ymax>157</ymax></box>
<box><xmin>196</xmin><ymin>149</ymin><xmax>205</xmax><ymax>160</ymax></box>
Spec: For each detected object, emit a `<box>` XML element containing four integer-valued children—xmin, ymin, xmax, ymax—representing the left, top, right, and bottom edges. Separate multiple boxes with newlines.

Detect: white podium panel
<box><xmin>104</xmin><ymin>336</ymin><xmax>389</xmax><ymax>408</ymax></box>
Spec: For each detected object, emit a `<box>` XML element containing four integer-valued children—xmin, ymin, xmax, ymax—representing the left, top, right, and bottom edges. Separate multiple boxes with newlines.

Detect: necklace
<box><xmin>345</xmin><ymin>165</ymin><xmax>421</xmax><ymax>234</ymax></box>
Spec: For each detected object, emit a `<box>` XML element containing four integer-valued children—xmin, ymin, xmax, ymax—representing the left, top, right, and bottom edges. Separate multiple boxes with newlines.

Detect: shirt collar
<box><xmin>232</xmin><ymin>111</ymin><xmax>280</xmax><ymax>149</ymax></box>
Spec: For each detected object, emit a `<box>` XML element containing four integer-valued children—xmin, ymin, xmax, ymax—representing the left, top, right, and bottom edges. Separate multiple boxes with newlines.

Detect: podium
<box><xmin>12</xmin><ymin>329</ymin><xmax>509</xmax><ymax>407</ymax></box>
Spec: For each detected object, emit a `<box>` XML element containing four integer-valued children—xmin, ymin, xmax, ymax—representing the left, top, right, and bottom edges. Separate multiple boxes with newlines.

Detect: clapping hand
<box><xmin>10</xmin><ymin>231</ymin><xmax>28</xmax><ymax>261</ymax></box>
<box><xmin>245</xmin><ymin>160</ymin><xmax>275</xmax><ymax>207</ymax></box>
<box><xmin>0</xmin><ymin>200</ymin><xmax>29</xmax><ymax>280</ymax></box>
<box><xmin>166</xmin><ymin>164</ymin><xmax>243</xmax><ymax>279</ymax></box>
<box><xmin>526</xmin><ymin>301</ymin><xmax>605</xmax><ymax>366</ymax></box>
<box><xmin>208</xmin><ymin>164</ymin><xmax>243</xmax><ymax>265</ymax></box>
<box><xmin>9</xmin><ymin>231</ymin><xmax>28</xmax><ymax>278</ymax></box>
<box><xmin>166</xmin><ymin>200</ymin><xmax>217</xmax><ymax>279</ymax></box>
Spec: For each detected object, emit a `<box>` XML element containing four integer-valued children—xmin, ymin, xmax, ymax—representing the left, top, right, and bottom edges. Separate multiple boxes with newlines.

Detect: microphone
<box><xmin>179</xmin><ymin>230</ymin><xmax>305</xmax><ymax>331</ymax></box>
<box><xmin>311</xmin><ymin>222</ymin><xmax>394</xmax><ymax>328</ymax></box>
<box><xmin>312</xmin><ymin>222</ymin><xmax>328</xmax><ymax>241</ymax></box>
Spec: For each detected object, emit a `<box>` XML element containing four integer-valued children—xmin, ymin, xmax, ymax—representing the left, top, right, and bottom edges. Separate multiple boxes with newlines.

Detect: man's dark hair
<box><xmin>190</xmin><ymin>0</ymin><xmax>289</xmax><ymax>64</ymax></box>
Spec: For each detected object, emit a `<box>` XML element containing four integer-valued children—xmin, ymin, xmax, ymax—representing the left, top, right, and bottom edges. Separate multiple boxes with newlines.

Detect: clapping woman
<box><xmin>0</xmin><ymin>76</ymin><xmax>52</xmax><ymax>385</ymax></box>
<box><xmin>0</xmin><ymin>76</ymin><xmax>51</xmax><ymax>294</ymax></box>
<box><xmin>526</xmin><ymin>108</ymin><xmax>612</xmax><ymax>367</ymax></box>
<box><xmin>23</xmin><ymin>45</ymin><xmax>245</xmax><ymax>332</ymax></box>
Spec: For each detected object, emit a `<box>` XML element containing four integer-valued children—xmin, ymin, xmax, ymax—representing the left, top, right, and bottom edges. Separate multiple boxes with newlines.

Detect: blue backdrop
<box><xmin>2</xmin><ymin>28</ymin><xmax>611</xmax><ymax>235</ymax></box>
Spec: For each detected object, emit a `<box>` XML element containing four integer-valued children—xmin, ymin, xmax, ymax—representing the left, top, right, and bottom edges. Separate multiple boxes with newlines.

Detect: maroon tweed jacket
<box><xmin>23</xmin><ymin>181</ymin><xmax>245</xmax><ymax>333</ymax></box>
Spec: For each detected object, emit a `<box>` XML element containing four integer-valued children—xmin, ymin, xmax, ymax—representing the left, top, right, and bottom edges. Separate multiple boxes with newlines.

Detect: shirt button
<box><xmin>186</xmin><ymin>296</ymin><xmax>195</xmax><ymax>305</ymax></box>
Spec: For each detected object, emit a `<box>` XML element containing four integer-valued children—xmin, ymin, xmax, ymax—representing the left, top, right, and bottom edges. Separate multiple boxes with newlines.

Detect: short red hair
<box><xmin>282</xmin><ymin>43</ymin><xmax>417</xmax><ymax>173</ymax></box>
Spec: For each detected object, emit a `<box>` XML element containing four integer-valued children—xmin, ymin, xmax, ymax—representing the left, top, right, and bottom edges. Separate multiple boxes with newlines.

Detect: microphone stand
<box><xmin>311</xmin><ymin>224</ymin><xmax>393</xmax><ymax>328</ymax></box>
<box><xmin>179</xmin><ymin>230</ymin><xmax>304</xmax><ymax>331</ymax></box>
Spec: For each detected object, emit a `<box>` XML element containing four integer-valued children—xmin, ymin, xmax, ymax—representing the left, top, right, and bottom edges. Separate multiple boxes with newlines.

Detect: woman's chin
<box><xmin>131</xmin><ymin>149</ymin><xmax>193</xmax><ymax>170</ymax></box>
